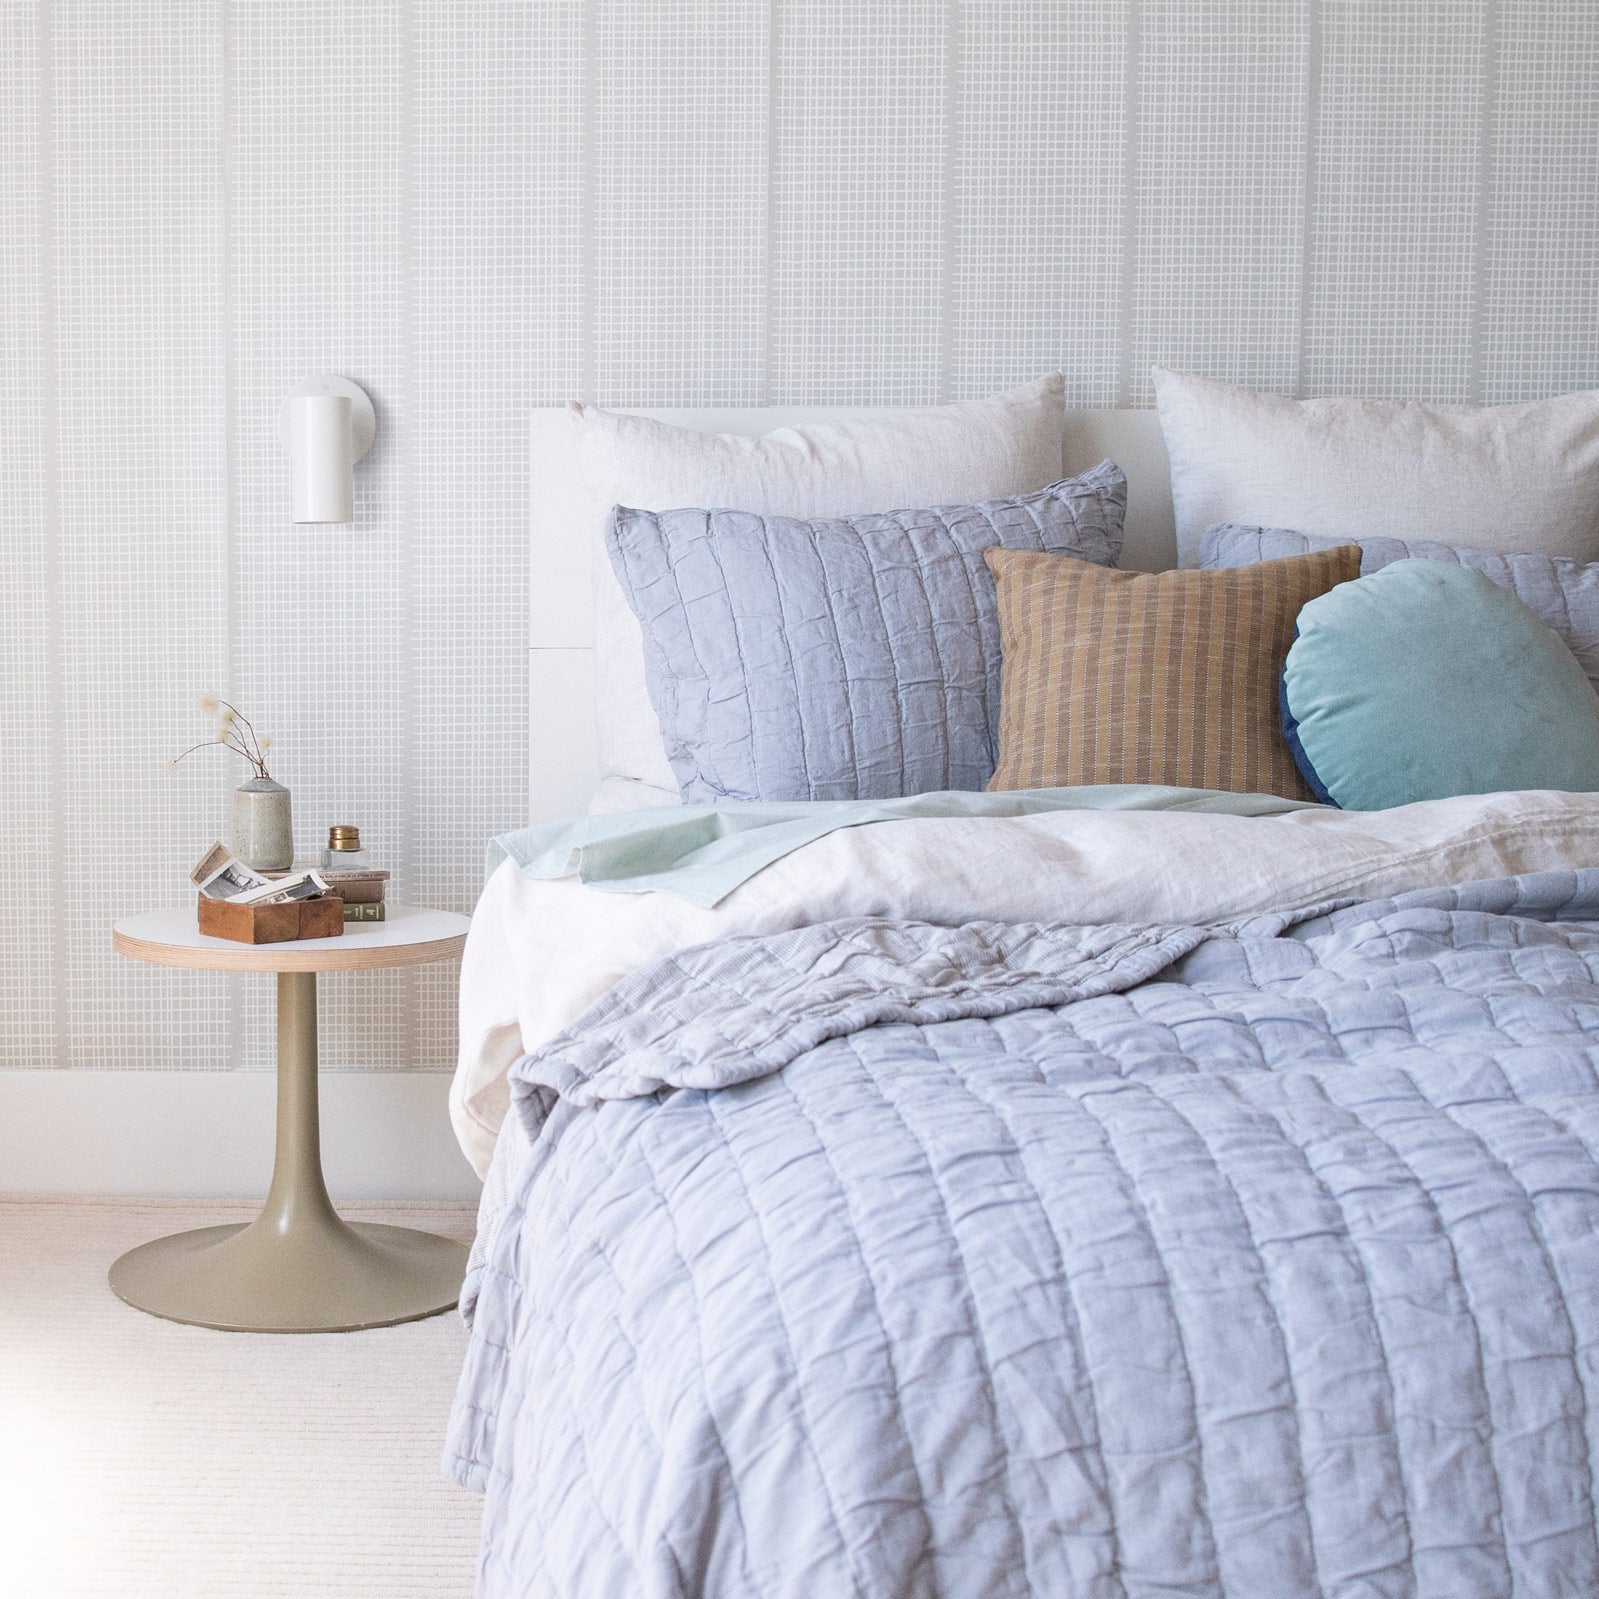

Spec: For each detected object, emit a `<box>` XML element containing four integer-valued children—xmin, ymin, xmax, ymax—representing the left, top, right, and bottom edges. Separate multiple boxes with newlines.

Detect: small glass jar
<box><xmin>321</xmin><ymin>823</ymin><xmax>371</xmax><ymax>871</ymax></box>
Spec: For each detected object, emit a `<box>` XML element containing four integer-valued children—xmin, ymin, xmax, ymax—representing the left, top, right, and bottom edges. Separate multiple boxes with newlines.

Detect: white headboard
<box><xmin>528</xmin><ymin>405</ymin><xmax>1173</xmax><ymax>822</ymax></box>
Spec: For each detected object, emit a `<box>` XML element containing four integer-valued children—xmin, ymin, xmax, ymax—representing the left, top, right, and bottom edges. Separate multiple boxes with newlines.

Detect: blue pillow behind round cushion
<box><xmin>1281</xmin><ymin>559</ymin><xmax>1599</xmax><ymax>810</ymax></box>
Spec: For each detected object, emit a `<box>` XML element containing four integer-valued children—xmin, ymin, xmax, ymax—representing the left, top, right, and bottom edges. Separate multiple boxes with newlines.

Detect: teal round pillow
<box><xmin>1281</xmin><ymin>559</ymin><xmax>1599</xmax><ymax>810</ymax></box>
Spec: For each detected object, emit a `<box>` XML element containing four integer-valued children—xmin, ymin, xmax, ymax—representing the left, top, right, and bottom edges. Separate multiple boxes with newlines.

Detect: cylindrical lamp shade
<box><xmin>288</xmin><ymin>395</ymin><xmax>355</xmax><ymax>523</ymax></box>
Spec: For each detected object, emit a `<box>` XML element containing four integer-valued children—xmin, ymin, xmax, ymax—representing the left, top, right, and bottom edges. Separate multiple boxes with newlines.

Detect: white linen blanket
<box><xmin>454</xmin><ymin>789</ymin><xmax>1599</xmax><ymax>1175</ymax></box>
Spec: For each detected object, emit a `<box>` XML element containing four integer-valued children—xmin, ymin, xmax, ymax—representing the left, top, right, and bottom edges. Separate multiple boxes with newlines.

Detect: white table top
<box><xmin>113</xmin><ymin>905</ymin><xmax>471</xmax><ymax>973</ymax></box>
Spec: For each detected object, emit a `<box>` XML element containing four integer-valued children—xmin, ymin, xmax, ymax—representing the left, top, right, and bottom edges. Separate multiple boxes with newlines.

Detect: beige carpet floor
<box><xmin>1</xmin><ymin>1197</ymin><xmax>484</xmax><ymax>1597</ymax></box>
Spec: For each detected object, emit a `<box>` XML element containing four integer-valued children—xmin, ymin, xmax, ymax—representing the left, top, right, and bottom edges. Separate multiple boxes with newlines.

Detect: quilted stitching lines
<box><xmin>455</xmin><ymin>866</ymin><xmax>1599</xmax><ymax>1597</ymax></box>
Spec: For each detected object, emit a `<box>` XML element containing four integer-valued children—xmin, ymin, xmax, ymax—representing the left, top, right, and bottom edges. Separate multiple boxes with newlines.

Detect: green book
<box><xmin>343</xmin><ymin>902</ymin><xmax>387</xmax><ymax>923</ymax></box>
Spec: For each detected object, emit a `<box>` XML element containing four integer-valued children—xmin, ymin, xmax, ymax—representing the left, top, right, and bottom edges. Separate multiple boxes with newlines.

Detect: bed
<box><xmin>447</xmin><ymin>394</ymin><xmax>1599</xmax><ymax>1598</ymax></box>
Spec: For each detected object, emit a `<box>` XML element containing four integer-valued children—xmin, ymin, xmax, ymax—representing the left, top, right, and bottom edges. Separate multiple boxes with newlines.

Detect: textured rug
<box><xmin>1</xmin><ymin>1197</ymin><xmax>483</xmax><ymax>1597</ymax></box>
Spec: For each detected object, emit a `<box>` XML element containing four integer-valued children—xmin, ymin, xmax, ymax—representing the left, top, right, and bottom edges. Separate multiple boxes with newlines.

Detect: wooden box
<box><xmin>197</xmin><ymin>894</ymin><xmax>345</xmax><ymax>944</ymax></box>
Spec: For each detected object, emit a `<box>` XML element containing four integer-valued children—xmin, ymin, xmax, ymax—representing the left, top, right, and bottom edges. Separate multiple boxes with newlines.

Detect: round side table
<box><xmin>110</xmin><ymin>905</ymin><xmax>472</xmax><ymax>1334</ymax></box>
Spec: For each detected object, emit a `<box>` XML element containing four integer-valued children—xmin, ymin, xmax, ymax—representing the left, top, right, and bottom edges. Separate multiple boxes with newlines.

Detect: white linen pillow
<box><xmin>1154</xmin><ymin>366</ymin><xmax>1599</xmax><ymax>568</ymax></box>
<box><xmin>588</xmin><ymin>776</ymin><xmax>680</xmax><ymax>814</ymax></box>
<box><xmin>571</xmin><ymin>375</ymin><xmax>1067</xmax><ymax>798</ymax></box>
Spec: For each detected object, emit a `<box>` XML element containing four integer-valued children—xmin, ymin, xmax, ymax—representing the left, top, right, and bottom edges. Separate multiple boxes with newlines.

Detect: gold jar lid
<box><xmin>327</xmin><ymin>824</ymin><xmax>361</xmax><ymax>851</ymax></box>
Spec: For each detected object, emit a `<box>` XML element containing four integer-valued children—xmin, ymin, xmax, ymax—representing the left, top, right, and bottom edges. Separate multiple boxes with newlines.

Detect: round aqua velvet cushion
<box><xmin>1282</xmin><ymin>559</ymin><xmax>1599</xmax><ymax>810</ymax></box>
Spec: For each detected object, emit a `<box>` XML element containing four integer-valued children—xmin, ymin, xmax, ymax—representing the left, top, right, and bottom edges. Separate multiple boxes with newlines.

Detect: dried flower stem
<box><xmin>170</xmin><ymin>694</ymin><xmax>275</xmax><ymax>781</ymax></box>
<box><xmin>217</xmin><ymin>699</ymin><xmax>265</xmax><ymax>767</ymax></box>
<box><xmin>170</xmin><ymin>738</ymin><xmax>271</xmax><ymax>781</ymax></box>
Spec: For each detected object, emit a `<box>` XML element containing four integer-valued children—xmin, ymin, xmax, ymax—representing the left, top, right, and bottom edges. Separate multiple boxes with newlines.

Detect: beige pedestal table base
<box><xmin>110</xmin><ymin>907</ymin><xmax>472</xmax><ymax>1333</ymax></box>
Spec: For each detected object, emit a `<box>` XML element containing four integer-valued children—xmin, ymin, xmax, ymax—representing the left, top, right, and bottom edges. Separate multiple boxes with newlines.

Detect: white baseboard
<box><xmin>0</xmin><ymin>1069</ymin><xmax>482</xmax><ymax>1202</ymax></box>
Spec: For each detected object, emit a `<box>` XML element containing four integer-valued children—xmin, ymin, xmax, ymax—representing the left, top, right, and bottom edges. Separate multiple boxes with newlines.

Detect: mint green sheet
<box><xmin>490</xmin><ymin>787</ymin><xmax>1318</xmax><ymax>908</ymax></box>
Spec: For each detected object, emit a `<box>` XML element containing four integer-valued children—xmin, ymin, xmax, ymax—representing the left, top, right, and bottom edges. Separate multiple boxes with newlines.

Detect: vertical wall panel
<box><xmin>1305</xmin><ymin>1</ymin><xmax>1484</xmax><ymax>399</ymax></box>
<box><xmin>411</xmin><ymin>0</ymin><xmax>583</xmax><ymax>1073</ymax></box>
<box><xmin>52</xmin><ymin>0</ymin><xmax>231</xmax><ymax>1069</ymax></box>
<box><xmin>0</xmin><ymin>4</ymin><xmax>54</xmax><ymax>1066</ymax></box>
<box><xmin>1482</xmin><ymin>0</ymin><xmax>1599</xmax><ymax>403</ymax></box>
<box><xmin>770</xmin><ymin>0</ymin><xmax>946</xmax><ymax>403</ymax></box>
<box><xmin>593</xmin><ymin>0</ymin><xmax>767</xmax><ymax>404</ymax></box>
<box><xmin>1128</xmin><ymin>0</ymin><xmax>1306</xmax><ymax>405</ymax></box>
<box><xmin>231</xmin><ymin>0</ymin><xmax>412</xmax><ymax>1069</ymax></box>
<box><xmin>952</xmin><ymin>0</ymin><xmax>1125</xmax><ymax>404</ymax></box>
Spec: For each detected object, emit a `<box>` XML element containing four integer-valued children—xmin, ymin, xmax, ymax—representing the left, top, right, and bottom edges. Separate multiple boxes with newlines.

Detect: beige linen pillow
<box><xmin>1154</xmin><ymin>366</ymin><xmax>1599</xmax><ymax>567</ymax></box>
<box><xmin>985</xmin><ymin>545</ymin><xmax>1362</xmax><ymax>800</ymax></box>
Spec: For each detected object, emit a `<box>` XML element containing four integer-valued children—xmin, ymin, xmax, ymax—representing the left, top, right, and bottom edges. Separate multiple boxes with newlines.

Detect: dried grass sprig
<box><xmin>168</xmin><ymin>694</ymin><xmax>275</xmax><ymax>782</ymax></box>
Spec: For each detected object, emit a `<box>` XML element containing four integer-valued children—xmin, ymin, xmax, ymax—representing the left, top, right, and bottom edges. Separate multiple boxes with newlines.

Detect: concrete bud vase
<box><xmin>234</xmin><ymin>777</ymin><xmax>293</xmax><ymax>870</ymax></box>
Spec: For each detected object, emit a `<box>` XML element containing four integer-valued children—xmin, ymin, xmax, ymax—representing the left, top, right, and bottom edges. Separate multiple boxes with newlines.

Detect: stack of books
<box><xmin>263</xmin><ymin>865</ymin><xmax>390</xmax><ymax>922</ymax></box>
<box><xmin>326</xmin><ymin>867</ymin><xmax>389</xmax><ymax>922</ymax></box>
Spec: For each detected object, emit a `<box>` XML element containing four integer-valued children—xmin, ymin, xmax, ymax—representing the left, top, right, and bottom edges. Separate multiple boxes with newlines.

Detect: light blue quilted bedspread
<box><xmin>448</xmin><ymin>869</ymin><xmax>1599</xmax><ymax>1598</ymax></box>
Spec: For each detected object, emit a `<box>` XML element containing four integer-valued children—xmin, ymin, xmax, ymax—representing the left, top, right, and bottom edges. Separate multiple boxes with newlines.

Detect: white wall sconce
<box><xmin>279</xmin><ymin>375</ymin><xmax>377</xmax><ymax>524</ymax></box>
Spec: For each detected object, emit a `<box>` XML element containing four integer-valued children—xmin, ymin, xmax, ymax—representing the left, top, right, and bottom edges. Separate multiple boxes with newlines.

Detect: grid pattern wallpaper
<box><xmin>4</xmin><ymin>0</ymin><xmax>1597</xmax><ymax>1077</ymax></box>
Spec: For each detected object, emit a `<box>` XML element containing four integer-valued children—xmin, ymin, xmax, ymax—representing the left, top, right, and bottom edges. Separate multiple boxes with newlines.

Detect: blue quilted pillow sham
<box><xmin>605</xmin><ymin>462</ymin><xmax>1127</xmax><ymax>803</ymax></box>
<box><xmin>1203</xmin><ymin>521</ymin><xmax>1599</xmax><ymax>695</ymax></box>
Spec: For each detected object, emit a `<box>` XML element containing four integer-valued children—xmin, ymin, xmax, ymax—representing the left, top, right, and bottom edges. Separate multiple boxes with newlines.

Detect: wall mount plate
<box><xmin>278</xmin><ymin>375</ymin><xmax>376</xmax><ymax>461</ymax></box>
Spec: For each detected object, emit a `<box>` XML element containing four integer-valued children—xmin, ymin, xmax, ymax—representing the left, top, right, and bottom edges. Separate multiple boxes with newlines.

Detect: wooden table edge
<box><xmin>112</xmin><ymin>925</ymin><xmax>469</xmax><ymax>973</ymax></box>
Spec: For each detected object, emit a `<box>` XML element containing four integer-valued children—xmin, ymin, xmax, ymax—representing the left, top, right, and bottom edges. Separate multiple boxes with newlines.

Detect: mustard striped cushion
<box><xmin>985</xmin><ymin>545</ymin><xmax>1362</xmax><ymax>799</ymax></box>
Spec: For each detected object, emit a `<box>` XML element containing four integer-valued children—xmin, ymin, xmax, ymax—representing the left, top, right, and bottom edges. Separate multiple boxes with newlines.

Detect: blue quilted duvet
<box><xmin>449</xmin><ymin>869</ymin><xmax>1599</xmax><ymax>1598</ymax></box>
